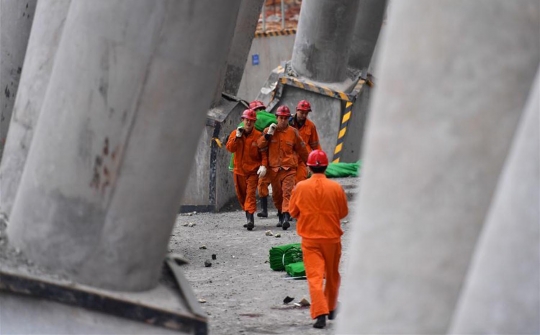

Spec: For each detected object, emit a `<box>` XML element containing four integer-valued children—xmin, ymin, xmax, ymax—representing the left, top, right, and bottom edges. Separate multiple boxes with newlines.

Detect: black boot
<box><xmin>243</xmin><ymin>211</ymin><xmax>249</xmax><ymax>228</ymax></box>
<box><xmin>246</xmin><ymin>213</ymin><xmax>255</xmax><ymax>231</ymax></box>
<box><xmin>313</xmin><ymin>315</ymin><xmax>327</xmax><ymax>329</ymax></box>
<box><xmin>281</xmin><ymin>212</ymin><xmax>291</xmax><ymax>230</ymax></box>
<box><xmin>276</xmin><ymin>211</ymin><xmax>283</xmax><ymax>227</ymax></box>
<box><xmin>329</xmin><ymin>303</ymin><xmax>338</xmax><ymax>320</ymax></box>
<box><xmin>257</xmin><ymin>197</ymin><xmax>268</xmax><ymax>218</ymax></box>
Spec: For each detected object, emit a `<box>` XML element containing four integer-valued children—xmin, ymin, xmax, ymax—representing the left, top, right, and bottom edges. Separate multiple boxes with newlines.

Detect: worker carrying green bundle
<box><xmin>229</xmin><ymin>100</ymin><xmax>276</xmax><ymax>222</ymax></box>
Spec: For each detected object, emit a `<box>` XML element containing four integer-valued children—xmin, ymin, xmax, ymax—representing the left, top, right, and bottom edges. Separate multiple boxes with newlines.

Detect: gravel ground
<box><xmin>170</xmin><ymin>177</ymin><xmax>358</xmax><ymax>335</ymax></box>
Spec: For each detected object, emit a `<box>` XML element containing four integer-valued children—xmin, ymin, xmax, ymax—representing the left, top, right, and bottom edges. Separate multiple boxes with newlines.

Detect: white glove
<box><xmin>236</xmin><ymin>126</ymin><xmax>243</xmax><ymax>138</ymax></box>
<box><xmin>257</xmin><ymin>166</ymin><xmax>267</xmax><ymax>177</ymax></box>
<box><xmin>267</xmin><ymin>123</ymin><xmax>277</xmax><ymax>135</ymax></box>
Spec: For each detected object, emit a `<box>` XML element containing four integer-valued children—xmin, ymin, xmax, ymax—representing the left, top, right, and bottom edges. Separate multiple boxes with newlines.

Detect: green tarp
<box><xmin>285</xmin><ymin>262</ymin><xmax>306</xmax><ymax>277</ymax></box>
<box><xmin>269</xmin><ymin>243</ymin><xmax>302</xmax><ymax>271</ymax></box>
<box><xmin>325</xmin><ymin>161</ymin><xmax>361</xmax><ymax>178</ymax></box>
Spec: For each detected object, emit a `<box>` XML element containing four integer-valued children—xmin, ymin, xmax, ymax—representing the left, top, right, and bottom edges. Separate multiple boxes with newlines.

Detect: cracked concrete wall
<box><xmin>338</xmin><ymin>1</ymin><xmax>540</xmax><ymax>333</ymax></box>
<box><xmin>0</xmin><ymin>0</ymin><xmax>37</xmax><ymax>161</ymax></box>
<box><xmin>8</xmin><ymin>0</ymin><xmax>241</xmax><ymax>292</ymax></box>
<box><xmin>0</xmin><ymin>0</ymin><xmax>71</xmax><ymax>220</ymax></box>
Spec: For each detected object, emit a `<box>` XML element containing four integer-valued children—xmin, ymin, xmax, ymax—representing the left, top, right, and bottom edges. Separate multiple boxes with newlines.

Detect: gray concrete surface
<box><xmin>237</xmin><ymin>35</ymin><xmax>295</xmax><ymax>101</ymax></box>
<box><xmin>448</xmin><ymin>69</ymin><xmax>540</xmax><ymax>334</ymax></box>
<box><xmin>348</xmin><ymin>0</ymin><xmax>387</xmax><ymax>72</ymax></box>
<box><xmin>171</xmin><ymin>178</ymin><xmax>358</xmax><ymax>334</ymax></box>
<box><xmin>0</xmin><ymin>0</ymin><xmax>71</xmax><ymax>220</ymax></box>
<box><xmin>337</xmin><ymin>1</ymin><xmax>540</xmax><ymax>333</ymax></box>
<box><xmin>8</xmin><ymin>0</ymin><xmax>241</xmax><ymax>292</ymax></box>
<box><xmin>291</xmin><ymin>0</ymin><xmax>359</xmax><ymax>83</ymax></box>
<box><xmin>0</xmin><ymin>0</ymin><xmax>37</xmax><ymax>160</ymax></box>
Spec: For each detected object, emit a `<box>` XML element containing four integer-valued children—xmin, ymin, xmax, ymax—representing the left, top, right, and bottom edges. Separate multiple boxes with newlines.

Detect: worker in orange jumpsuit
<box><xmin>289</xmin><ymin>150</ymin><xmax>348</xmax><ymax>329</ymax></box>
<box><xmin>226</xmin><ymin>109</ymin><xmax>266</xmax><ymax>231</ymax></box>
<box><xmin>248</xmin><ymin>100</ymin><xmax>276</xmax><ymax>219</ymax></box>
<box><xmin>289</xmin><ymin>100</ymin><xmax>322</xmax><ymax>183</ymax></box>
<box><xmin>257</xmin><ymin>105</ymin><xmax>309</xmax><ymax>230</ymax></box>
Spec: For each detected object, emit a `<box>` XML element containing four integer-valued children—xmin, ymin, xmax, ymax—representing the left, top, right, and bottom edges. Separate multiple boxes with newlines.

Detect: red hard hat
<box><xmin>249</xmin><ymin>100</ymin><xmax>265</xmax><ymax>110</ymax></box>
<box><xmin>241</xmin><ymin>109</ymin><xmax>257</xmax><ymax>121</ymax></box>
<box><xmin>296</xmin><ymin>100</ymin><xmax>311</xmax><ymax>112</ymax></box>
<box><xmin>275</xmin><ymin>105</ymin><xmax>291</xmax><ymax>117</ymax></box>
<box><xmin>307</xmin><ymin>149</ymin><xmax>329</xmax><ymax>167</ymax></box>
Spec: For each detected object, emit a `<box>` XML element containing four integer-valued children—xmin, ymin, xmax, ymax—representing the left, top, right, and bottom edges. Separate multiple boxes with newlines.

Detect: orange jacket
<box><xmin>289</xmin><ymin>174</ymin><xmax>348</xmax><ymax>242</ymax></box>
<box><xmin>257</xmin><ymin>125</ymin><xmax>309</xmax><ymax>170</ymax></box>
<box><xmin>290</xmin><ymin>117</ymin><xmax>321</xmax><ymax>153</ymax></box>
<box><xmin>226</xmin><ymin>128</ymin><xmax>262</xmax><ymax>175</ymax></box>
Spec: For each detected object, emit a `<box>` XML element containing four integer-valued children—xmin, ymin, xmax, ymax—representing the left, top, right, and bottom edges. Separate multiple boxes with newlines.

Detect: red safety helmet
<box><xmin>249</xmin><ymin>100</ymin><xmax>265</xmax><ymax>110</ymax></box>
<box><xmin>296</xmin><ymin>100</ymin><xmax>312</xmax><ymax>112</ymax></box>
<box><xmin>307</xmin><ymin>149</ymin><xmax>329</xmax><ymax>167</ymax></box>
<box><xmin>275</xmin><ymin>105</ymin><xmax>291</xmax><ymax>117</ymax></box>
<box><xmin>241</xmin><ymin>109</ymin><xmax>257</xmax><ymax>121</ymax></box>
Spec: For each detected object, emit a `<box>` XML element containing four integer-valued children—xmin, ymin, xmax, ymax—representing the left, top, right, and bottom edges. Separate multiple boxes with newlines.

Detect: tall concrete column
<box><xmin>448</xmin><ymin>68</ymin><xmax>540</xmax><ymax>334</ymax></box>
<box><xmin>337</xmin><ymin>1</ymin><xmax>540</xmax><ymax>333</ymax></box>
<box><xmin>0</xmin><ymin>0</ymin><xmax>37</xmax><ymax>160</ymax></box>
<box><xmin>291</xmin><ymin>0</ymin><xmax>360</xmax><ymax>83</ymax></box>
<box><xmin>220</xmin><ymin>0</ymin><xmax>264</xmax><ymax>98</ymax></box>
<box><xmin>347</xmin><ymin>0</ymin><xmax>387</xmax><ymax>72</ymax></box>
<box><xmin>0</xmin><ymin>0</ymin><xmax>71</xmax><ymax>220</ymax></box>
<box><xmin>8</xmin><ymin>0</ymin><xmax>241</xmax><ymax>292</ymax></box>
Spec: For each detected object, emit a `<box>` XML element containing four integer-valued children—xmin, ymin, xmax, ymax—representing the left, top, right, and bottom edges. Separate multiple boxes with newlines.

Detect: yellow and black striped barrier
<box><xmin>279</xmin><ymin>77</ymin><xmax>358</xmax><ymax>102</ymax></box>
<box><xmin>254</xmin><ymin>29</ymin><xmax>297</xmax><ymax>38</ymax></box>
<box><xmin>332</xmin><ymin>101</ymin><xmax>354</xmax><ymax>163</ymax></box>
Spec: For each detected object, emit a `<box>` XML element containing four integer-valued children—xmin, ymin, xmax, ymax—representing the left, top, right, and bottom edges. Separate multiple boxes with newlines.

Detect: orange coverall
<box><xmin>226</xmin><ymin>128</ymin><xmax>263</xmax><ymax>214</ymax></box>
<box><xmin>289</xmin><ymin>174</ymin><xmax>348</xmax><ymax>319</ymax></box>
<box><xmin>258</xmin><ymin>125</ymin><xmax>309</xmax><ymax>213</ymax></box>
<box><xmin>290</xmin><ymin>117</ymin><xmax>321</xmax><ymax>182</ymax></box>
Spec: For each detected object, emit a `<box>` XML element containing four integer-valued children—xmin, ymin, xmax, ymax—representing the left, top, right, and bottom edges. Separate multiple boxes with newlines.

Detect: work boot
<box><xmin>246</xmin><ymin>213</ymin><xmax>255</xmax><ymax>231</ymax></box>
<box><xmin>281</xmin><ymin>212</ymin><xmax>291</xmax><ymax>230</ymax></box>
<box><xmin>243</xmin><ymin>211</ymin><xmax>249</xmax><ymax>228</ymax></box>
<box><xmin>257</xmin><ymin>197</ymin><xmax>268</xmax><ymax>218</ymax></box>
<box><xmin>276</xmin><ymin>211</ymin><xmax>283</xmax><ymax>227</ymax></box>
<box><xmin>313</xmin><ymin>315</ymin><xmax>327</xmax><ymax>329</ymax></box>
<box><xmin>329</xmin><ymin>303</ymin><xmax>339</xmax><ymax>320</ymax></box>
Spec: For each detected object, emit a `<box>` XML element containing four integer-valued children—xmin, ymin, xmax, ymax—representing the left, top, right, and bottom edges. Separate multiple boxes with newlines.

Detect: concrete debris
<box><xmin>182</xmin><ymin>222</ymin><xmax>189</xmax><ymax>226</ymax></box>
<box><xmin>204</xmin><ymin>260</ymin><xmax>212</xmax><ymax>267</ymax></box>
<box><xmin>211</xmin><ymin>254</ymin><xmax>217</xmax><ymax>260</ymax></box>
<box><xmin>187</xmin><ymin>222</ymin><xmax>196</xmax><ymax>227</ymax></box>
<box><xmin>198</xmin><ymin>299</ymin><xmax>207</xmax><ymax>303</ymax></box>
<box><xmin>298</xmin><ymin>297</ymin><xmax>310</xmax><ymax>307</ymax></box>
<box><xmin>274</xmin><ymin>233</ymin><xmax>281</xmax><ymax>238</ymax></box>
<box><xmin>199</xmin><ymin>245</ymin><xmax>207</xmax><ymax>249</ymax></box>
<box><xmin>265</xmin><ymin>230</ymin><xmax>273</xmax><ymax>236</ymax></box>
<box><xmin>283</xmin><ymin>296</ymin><xmax>295</xmax><ymax>304</ymax></box>
<box><xmin>342</xmin><ymin>220</ymin><xmax>349</xmax><ymax>224</ymax></box>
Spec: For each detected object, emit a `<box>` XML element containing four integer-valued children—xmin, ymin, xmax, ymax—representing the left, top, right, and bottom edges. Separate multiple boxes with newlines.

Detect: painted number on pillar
<box><xmin>252</xmin><ymin>54</ymin><xmax>259</xmax><ymax>66</ymax></box>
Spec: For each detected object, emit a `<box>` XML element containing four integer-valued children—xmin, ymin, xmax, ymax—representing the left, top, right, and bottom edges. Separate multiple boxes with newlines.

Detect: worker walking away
<box><xmin>258</xmin><ymin>105</ymin><xmax>309</xmax><ymax>230</ymax></box>
<box><xmin>289</xmin><ymin>100</ymin><xmax>321</xmax><ymax>183</ymax></box>
<box><xmin>248</xmin><ymin>100</ymin><xmax>276</xmax><ymax>218</ymax></box>
<box><xmin>289</xmin><ymin>150</ymin><xmax>348</xmax><ymax>329</ymax></box>
<box><xmin>226</xmin><ymin>109</ymin><xmax>266</xmax><ymax>230</ymax></box>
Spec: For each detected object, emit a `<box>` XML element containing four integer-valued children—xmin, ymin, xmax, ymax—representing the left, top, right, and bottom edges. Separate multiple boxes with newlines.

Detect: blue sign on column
<box><xmin>252</xmin><ymin>54</ymin><xmax>260</xmax><ymax>66</ymax></box>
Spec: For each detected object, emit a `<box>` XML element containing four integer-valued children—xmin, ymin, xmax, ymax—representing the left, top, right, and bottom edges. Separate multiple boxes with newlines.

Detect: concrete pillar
<box><xmin>337</xmin><ymin>1</ymin><xmax>540</xmax><ymax>333</ymax></box>
<box><xmin>8</xmin><ymin>0</ymin><xmax>241</xmax><ymax>292</ymax></box>
<box><xmin>0</xmin><ymin>0</ymin><xmax>37</xmax><ymax>160</ymax></box>
<box><xmin>448</xmin><ymin>68</ymin><xmax>540</xmax><ymax>334</ymax></box>
<box><xmin>291</xmin><ymin>0</ymin><xmax>360</xmax><ymax>83</ymax></box>
<box><xmin>220</xmin><ymin>0</ymin><xmax>264</xmax><ymax>98</ymax></box>
<box><xmin>347</xmin><ymin>0</ymin><xmax>387</xmax><ymax>72</ymax></box>
<box><xmin>0</xmin><ymin>0</ymin><xmax>71</xmax><ymax>220</ymax></box>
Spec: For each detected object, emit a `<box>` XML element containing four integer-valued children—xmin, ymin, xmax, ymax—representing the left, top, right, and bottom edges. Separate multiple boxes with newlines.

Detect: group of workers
<box><xmin>226</xmin><ymin>99</ymin><xmax>349</xmax><ymax>328</ymax></box>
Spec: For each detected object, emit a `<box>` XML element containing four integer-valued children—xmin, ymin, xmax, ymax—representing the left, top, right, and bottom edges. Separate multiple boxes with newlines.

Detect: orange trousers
<box><xmin>267</xmin><ymin>168</ymin><xmax>296</xmax><ymax>212</ymax></box>
<box><xmin>257</xmin><ymin>174</ymin><xmax>270</xmax><ymax>198</ymax></box>
<box><xmin>296</xmin><ymin>161</ymin><xmax>308</xmax><ymax>183</ymax></box>
<box><xmin>302</xmin><ymin>239</ymin><xmax>342</xmax><ymax>319</ymax></box>
<box><xmin>233</xmin><ymin>173</ymin><xmax>258</xmax><ymax>214</ymax></box>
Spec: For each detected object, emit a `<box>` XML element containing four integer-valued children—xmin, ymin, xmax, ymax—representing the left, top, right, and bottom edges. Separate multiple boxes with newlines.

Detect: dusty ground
<box><xmin>169</xmin><ymin>177</ymin><xmax>358</xmax><ymax>335</ymax></box>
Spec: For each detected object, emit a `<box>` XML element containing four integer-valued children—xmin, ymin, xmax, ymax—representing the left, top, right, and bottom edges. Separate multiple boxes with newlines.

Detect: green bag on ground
<box><xmin>285</xmin><ymin>262</ymin><xmax>306</xmax><ymax>277</ymax></box>
<box><xmin>325</xmin><ymin>161</ymin><xmax>361</xmax><ymax>178</ymax></box>
<box><xmin>269</xmin><ymin>243</ymin><xmax>303</xmax><ymax>271</ymax></box>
